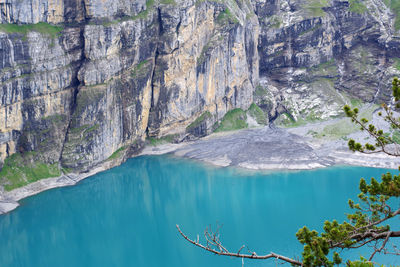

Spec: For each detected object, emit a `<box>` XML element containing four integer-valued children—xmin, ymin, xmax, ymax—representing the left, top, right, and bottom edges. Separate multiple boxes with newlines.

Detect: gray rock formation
<box><xmin>255</xmin><ymin>0</ymin><xmax>400</xmax><ymax>122</ymax></box>
<box><xmin>0</xmin><ymin>0</ymin><xmax>399</xmax><ymax>189</ymax></box>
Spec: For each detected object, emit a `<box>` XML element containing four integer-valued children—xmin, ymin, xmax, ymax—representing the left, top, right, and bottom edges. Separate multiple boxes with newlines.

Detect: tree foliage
<box><xmin>177</xmin><ymin>78</ymin><xmax>400</xmax><ymax>266</ymax></box>
<box><xmin>344</xmin><ymin>78</ymin><xmax>400</xmax><ymax>156</ymax></box>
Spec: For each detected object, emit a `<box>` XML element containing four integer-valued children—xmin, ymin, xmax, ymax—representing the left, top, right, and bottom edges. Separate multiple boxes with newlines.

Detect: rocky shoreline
<box><xmin>1</xmin><ymin>124</ymin><xmax>399</xmax><ymax>215</ymax></box>
<box><xmin>0</xmin><ymin>159</ymin><xmax>120</xmax><ymax>215</ymax></box>
<box><xmin>147</xmin><ymin>126</ymin><xmax>400</xmax><ymax>170</ymax></box>
<box><xmin>1</xmin><ymin>0</ymin><xmax>400</xmax><ymax>218</ymax></box>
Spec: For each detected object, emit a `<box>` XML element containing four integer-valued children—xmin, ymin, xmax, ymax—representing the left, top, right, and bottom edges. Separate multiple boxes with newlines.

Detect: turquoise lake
<box><xmin>0</xmin><ymin>155</ymin><xmax>399</xmax><ymax>266</ymax></box>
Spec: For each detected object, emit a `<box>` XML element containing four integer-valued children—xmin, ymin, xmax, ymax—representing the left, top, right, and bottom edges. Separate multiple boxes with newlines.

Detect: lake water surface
<box><xmin>0</xmin><ymin>155</ymin><xmax>399</xmax><ymax>266</ymax></box>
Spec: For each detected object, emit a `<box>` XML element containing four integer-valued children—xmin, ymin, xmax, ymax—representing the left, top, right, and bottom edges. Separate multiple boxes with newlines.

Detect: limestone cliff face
<box><xmin>0</xmin><ymin>0</ymin><xmax>259</xmax><ymax>173</ymax></box>
<box><xmin>254</xmin><ymin>0</ymin><xmax>400</xmax><ymax>122</ymax></box>
<box><xmin>0</xmin><ymin>0</ymin><xmax>399</xmax><ymax>182</ymax></box>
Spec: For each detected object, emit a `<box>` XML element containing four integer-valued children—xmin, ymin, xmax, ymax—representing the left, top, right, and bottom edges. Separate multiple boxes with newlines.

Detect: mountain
<box><xmin>0</xmin><ymin>0</ymin><xmax>399</xmax><ymax>190</ymax></box>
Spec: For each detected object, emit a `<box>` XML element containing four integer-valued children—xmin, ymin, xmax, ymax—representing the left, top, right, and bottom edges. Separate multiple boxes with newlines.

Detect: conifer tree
<box><xmin>177</xmin><ymin>78</ymin><xmax>400</xmax><ymax>266</ymax></box>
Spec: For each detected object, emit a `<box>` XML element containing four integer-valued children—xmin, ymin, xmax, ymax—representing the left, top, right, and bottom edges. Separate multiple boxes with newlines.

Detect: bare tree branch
<box><xmin>369</xmin><ymin>231</ymin><xmax>392</xmax><ymax>261</ymax></box>
<box><xmin>178</xmin><ymin>85</ymin><xmax>400</xmax><ymax>266</ymax></box>
<box><xmin>176</xmin><ymin>225</ymin><xmax>303</xmax><ymax>266</ymax></box>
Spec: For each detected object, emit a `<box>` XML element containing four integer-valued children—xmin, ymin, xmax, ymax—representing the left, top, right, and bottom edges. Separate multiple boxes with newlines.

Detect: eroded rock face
<box><xmin>0</xmin><ymin>0</ymin><xmax>399</xmax><ymax>175</ymax></box>
<box><xmin>254</xmin><ymin>0</ymin><xmax>400</xmax><ymax>122</ymax></box>
<box><xmin>0</xmin><ymin>0</ymin><xmax>259</xmax><ymax>171</ymax></box>
<box><xmin>0</xmin><ymin>0</ymin><xmax>147</xmax><ymax>24</ymax></box>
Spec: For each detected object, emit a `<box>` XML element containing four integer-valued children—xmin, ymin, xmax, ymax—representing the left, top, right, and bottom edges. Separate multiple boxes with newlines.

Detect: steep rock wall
<box><xmin>0</xmin><ymin>0</ymin><xmax>259</xmax><ymax>175</ymax></box>
<box><xmin>254</xmin><ymin>0</ymin><xmax>400</xmax><ymax>122</ymax></box>
<box><xmin>0</xmin><ymin>0</ymin><xmax>400</xmax><ymax>189</ymax></box>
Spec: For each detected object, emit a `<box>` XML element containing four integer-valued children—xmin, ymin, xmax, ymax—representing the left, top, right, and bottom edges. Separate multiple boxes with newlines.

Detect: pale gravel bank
<box><xmin>1</xmin><ymin>121</ymin><xmax>399</xmax><ymax>215</ymax></box>
<box><xmin>167</xmin><ymin>126</ymin><xmax>400</xmax><ymax>170</ymax></box>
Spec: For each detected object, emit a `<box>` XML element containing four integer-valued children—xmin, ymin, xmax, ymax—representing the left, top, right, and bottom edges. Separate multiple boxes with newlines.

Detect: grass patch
<box><xmin>254</xmin><ymin>85</ymin><xmax>270</xmax><ymax>98</ymax></box>
<box><xmin>61</xmin><ymin>167</ymin><xmax>73</xmax><ymax>174</ymax></box>
<box><xmin>310</xmin><ymin>59</ymin><xmax>338</xmax><ymax>76</ymax></box>
<box><xmin>278</xmin><ymin>112</ymin><xmax>296</xmax><ymax>125</ymax></box>
<box><xmin>317</xmin><ymin>119</ymin><xmax>358</xmax><ymax>139</ymax></box>
<box><xmin>316</xmin><ymin>105</ymin><xmax>378</xmax><ymax>139</ymax></box>
<box><xmin>217</xmin><ymin>8</ymin><xmax>239</xmax><ymax>25</ymax></box>
<box><xmin>186</xmin><ymin>111</ymin><xmax>212</xmax><ymax>131</ymax></box>
<box><xmin>268</xmin><ymin>16</ymin><xmax>282</xmax><ymax>28</ymax></box>
<box><xmin>0</xmin><ymin>22</ymin><xmax>63</xmax><ymax>39</ymax></box>
<box><xmin>69</xmin><ymin>124</ymin><xmax>89</xmax><ymax>134</ymax></box>
<box><xmin>86</xmin><ymin>124</ymin><xmax>99</xmax><ymax>133</ymax></box>
<box><xmin>247</xmin><ymin>103</ymin><xmax>267</xmax><ymax>125</ymax></box>
<box><xmin>277</xmin><ymin>112</ymin><xmax>321</xmax><ymax>127</ymax></box>
<box><xmin>131</xmin><ymin>60</ymin><xmax>150</xmax><ymax>77</ymax></box>
<box><xmin>67</xmin><ymin>124</ymin><xmax>99</xmax><ymax>144</ymax></box>
<box><xmin>133</xmin><ymin>0</ymin><xmax>155</xmax><ymax>19</ymax></box>
<box><xmin>394</xmin><ymin>58</ymin><xmax>400</xmax><ymax>71</ymax></box>
<box><xmin>43</xmin><ymin>114</ymin><xmax>65</xmax><ymax>123</ymax></box>
<box><xmin>384</xmin><ymin>0</ymin><xmax>400</xmax><ymax>30</ymax></box>
<box><xmin>214</xmin><ymin>108</ymin><xmax>248</xmax><ymax>132</ymax></box>
<box><xmin>147</xmin><ymin>134</ymin><xmax>177</xmax><ymax>146</ymax></box>
<box><xmin>197</xmin><ymin>41</ymin><xmax>213</xmax><ymax>67</ymax></box>
<box><xmin>107</xmin><ymin>146</ymin><xmax>127</xmax><ymax>160</ymax></box>
<box><xmin>350</xmin><ymin>98</ymin><xmax>363</xmax><ymax>107</ymax></box>
<box><xmin>304</xmin><ymin>0</ymin><xmax>329</xmax><ymax>17</ymax></box>
<box><xmin>0</xmin><ymin>152</ymin><xmax>61</xmax><ymax>191</ymax></box>
<box><xmin>348</xmin><ymin>0</ymin><xmax>368</xmax><ymax>14</ymax></box>
<box><xmin>160</xmin><ymin>0</ymin><xmax>176</xmax><ymax>4</ymax></box>
<box><xmin>101</xmin><ymin>0</ymin><xmax>155</xmax><ymax>26</ymax></box>
<box><xmin>69</xmin><ymin>124</ymin><xmax>99</xmax><ymax>135</ymax></box>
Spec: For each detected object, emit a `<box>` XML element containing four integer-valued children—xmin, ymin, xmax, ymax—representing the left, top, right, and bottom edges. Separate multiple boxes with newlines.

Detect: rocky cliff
<box><xmin>0</xmin><ymin>0</ymin><xmax>399</xmax><ymax>190</ymax></box>
<box><xmin>255</xmin><ymin>0</ymin><xmax>400</xmax><ymax>123</ymax></box>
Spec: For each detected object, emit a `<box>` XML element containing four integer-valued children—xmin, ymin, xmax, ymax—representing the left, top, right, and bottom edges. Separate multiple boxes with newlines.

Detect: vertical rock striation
<box><xmin>0</xmin><ymin>0</ymin><xmax>400</xmax><ymax>188</ymax></box>
<box><xmin>254</xmin><ymin>0</ymin><xmax>400</xmax><ymax>122</ymax></box>
<box><xmin>0</xmin><ymin>0</ymin><xmax>259</xmax><ymax>175</ymax></box>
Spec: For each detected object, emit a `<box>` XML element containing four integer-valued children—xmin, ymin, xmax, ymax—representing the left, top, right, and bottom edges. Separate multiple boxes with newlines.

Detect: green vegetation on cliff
<box><xmin>268</xmin><ymin>16</ymin><xmax>282</xmax><ymax>28</ymax></box>
<box><xmin>186</xmin><ymin>111</ymin><xmax>212</xmax><ymax>131</ymax></box>
<box><xmin>102</xmin><ymin>0</ymin><xmax>156</xmax><ymax>26</ymax></box>
<box><xmin>179</xmin><ymin>79</ymin><xmax>400</xmax><ymax>266</ymax></box>
<box><xmin>217</xmin><ymin>8</ymin><xmax>239</xmax><ymax>25</ymax></box>
<box><xmin>197</xmin><ymin>42</ymin><xmax>212</xmax><ymax>67</ymax></box>
<box><xmin>160</xmin><ymin>0</ymin><xmax>176</xmax><ymax>4</ymax></box>
<box><xmin>304</xmin><ymin>0</ymin><xmax>329</xmax><ymax>17</ymax></box>
<box><xmin>384</xmin><ymin>0</ymin><xmax>400</xmax><ymax>30</ymax></box>
<box><xmin>214</xmin><ymin>108</ymin><xmax>247</xmax><ymax>132</ymax></box>
<box><xmin>247</xmin><ymin>103</ymin><xmax>267</xmax><ymax>125</ymax></box>
<box><xmin>309</xmin><ymin>59</ymin><xmax>338</xmax><ymax>76</ymax></box>
<box><xmin>134</xmin><ymin>0</ymin><xmax>156</xmax><ymax>19</ymax></box>
<box><xmin>0</xmin><ymin>152</ymin><xmax>61</xmax><ymax>191</ymax></box>
<box><xmin>348</xmin><ymin>0</ymin><xmax>368</xmax><ymax>14</ymax></box>
<box><xmin>107</xmin><ymin>146</ymin><xmax>127</xmax><ymax>161</ymax></box>
<box><xmin>147</xmin><ymin>135</ymin><xmax>177</xmax><ymax>146</ymax></box>
<box><xmin>277</xmin><ymin>111</ymin><xmax>321</xmax><ymax>128</ymax></box>
<box><xmin>131</xmin><ymin>60</ymin><xmax>150</xmax><ymax>77</ymax></box>
<box><xmin>0</xmin><ymin>22</ymin><xmax>63</xmax><ymax>38</ymax></box>
<box><xmin>394</xmin><ymin>58</ymin><xmax>400</xmax><ymax>71</ymax></box>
